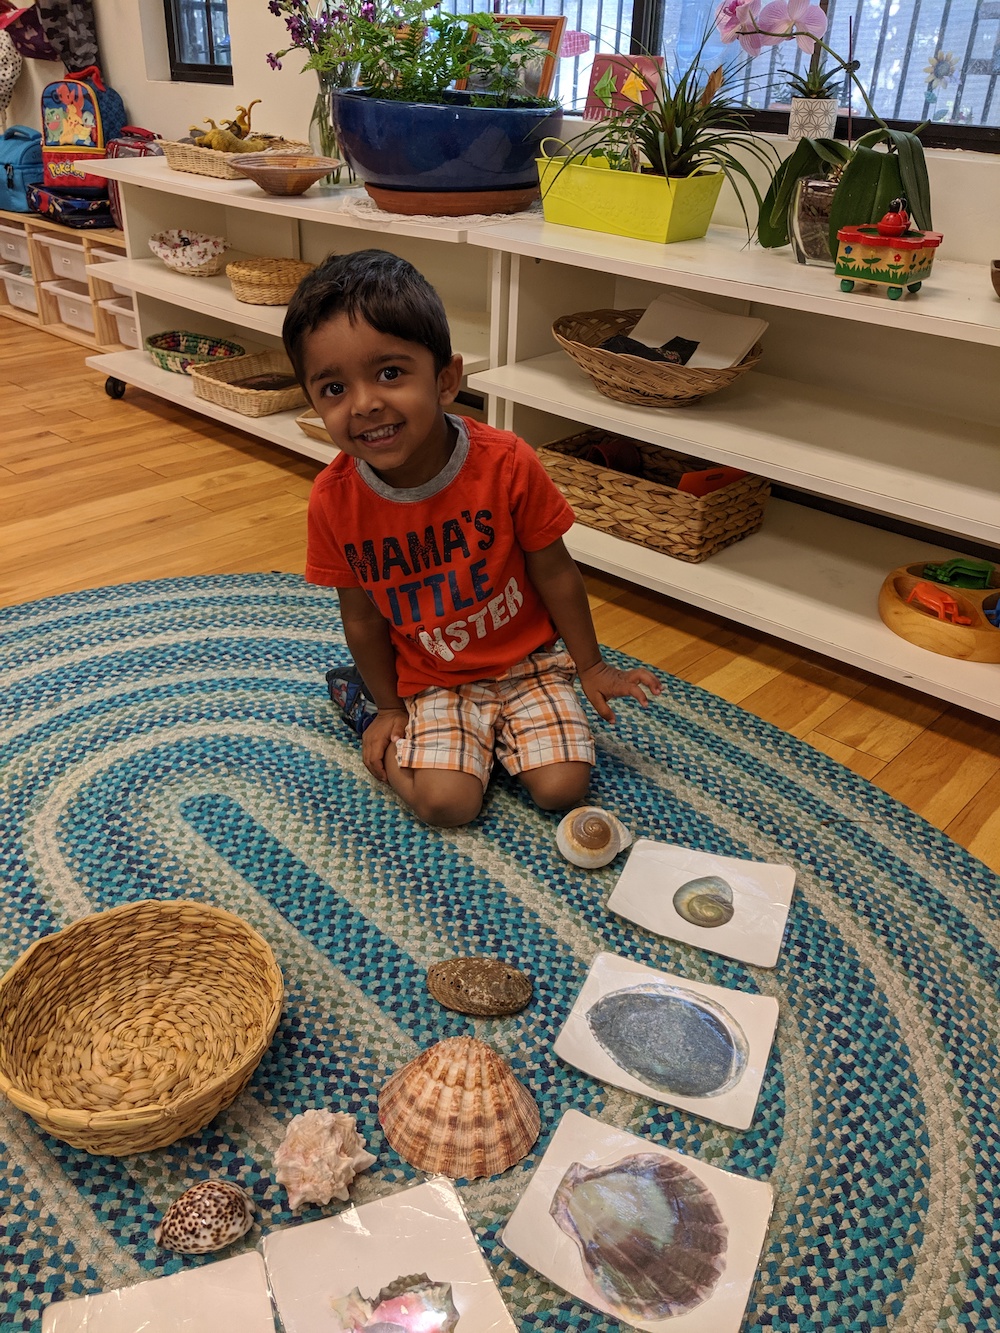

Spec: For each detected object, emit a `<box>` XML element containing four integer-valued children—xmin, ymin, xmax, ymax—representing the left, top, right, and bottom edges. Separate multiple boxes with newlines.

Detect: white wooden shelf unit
<box><xmin>78</xmin><ymin>159</ymin><xmax>1000</xmax><ymax>720</ymax></box>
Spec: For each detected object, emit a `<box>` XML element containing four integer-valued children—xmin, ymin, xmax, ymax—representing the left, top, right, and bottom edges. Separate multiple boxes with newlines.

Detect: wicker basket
<box><xmin>227</xmin><ymin>256</ymin><xmax>315</xmax><ymax>305</ymax></box>
<box><xmin>0</xmin><ymin>899</ymin><xmax>283</xmax><ymax>1155</ymax></box>
<box><xmin>552</xmin><ymin>309</ymin><xmax>763</xmax><ymax>409</ymax></box>
<box><xmin>296</xmin><ymin>409</ymin><xmax>332</xmax><ymax>443</ymax></box>
<box><xmin>540</xmin><ymin>429</ymin><xmax>770</xmax><ymax>562</ymax></box>
<box><xmin>158</xmin><ymin>138</ymin><xmax>311</xmax><ymax>181</ymax></box>
<box><xmin>145</xmin><ymin>330</ymin><xmax>246</xmax><ymax>375</ymax></box>
<box><xmin>188</xmin><ymin>350</ymin><xmax>306</xmax><ymax>417</ymax></box>
<box><xmin>148</xmin><ymin>228</ymin><xmax>229</xmax><ymax>277</ymax></box>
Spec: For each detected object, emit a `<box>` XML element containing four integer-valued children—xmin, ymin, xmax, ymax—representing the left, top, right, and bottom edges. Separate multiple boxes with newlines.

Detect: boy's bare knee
<box><xmin>520</xmin><ymin>762</ymin><xmax>592</xmax><ymax>812</ymax></box>
<box><xmin>409</xmin><ymin>771</ymin><xmax>483</xmax><ymax>827</ymax></box>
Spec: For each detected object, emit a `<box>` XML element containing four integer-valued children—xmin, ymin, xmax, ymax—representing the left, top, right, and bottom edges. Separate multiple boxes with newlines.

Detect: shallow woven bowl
<box><xmin>145</xmin><ymin>330</ymin><xmax>246</xmax><ymax>375</ymax></box>
<box><xmin>0</xmin><ymin>900</ymin><xmax>283</xmax><ymax>1155</ymax></box>
<box><xmin>230</xmin><ymin>153</ymin><xmax>342</xmax><ymax>196</ymax></box>
<box><xmin>148</xmin><ymin>228</ymin><xmax>229</xmax><ymax>277</ymax></box>
<box><xmin>553</xmin><ymin>308</ymin><xmax>762</xmax><ymax>408</ymax></box>
<box><xmin>226</xmin><ymin>256</ymin><xmax>315</xmax><ymax>305</ymax></box>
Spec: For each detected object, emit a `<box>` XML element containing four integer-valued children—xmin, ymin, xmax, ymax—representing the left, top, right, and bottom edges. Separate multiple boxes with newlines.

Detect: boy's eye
<box><xmin>377</xmin><ymin>366</ymin><xmax>402</xmax><ymax>383</ymax></box>
<box><xmin>319</xmin><ymin>381</ymin><xmax>344</xmax><ymax>398</ymax></box>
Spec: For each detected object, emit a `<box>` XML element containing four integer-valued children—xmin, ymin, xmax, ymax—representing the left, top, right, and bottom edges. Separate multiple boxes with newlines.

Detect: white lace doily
<box><xmin>340</xmin><ymin>195</ymin><xmax>543</xmax><ymax>227</ymax></box>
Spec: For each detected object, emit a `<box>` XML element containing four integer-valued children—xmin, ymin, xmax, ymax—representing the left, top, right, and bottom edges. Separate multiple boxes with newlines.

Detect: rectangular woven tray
<box><xmin>158</xmin><ymin>139</ymin><xmax>310</xmax><ymax>181</ymax></box>
<box><xmin>539</xmin><ymin>429</ymin><xmax>770</xmax><ymax>563</ymax></box>
<box><xmin>296</xmin><ymin>410</ymin><xmax>332</xmax><ymax>442</ymax></box>
<box><xmin>188</xmin><ymin>351</ymin><xmax>306</xmax><ymax>418</ymax></box>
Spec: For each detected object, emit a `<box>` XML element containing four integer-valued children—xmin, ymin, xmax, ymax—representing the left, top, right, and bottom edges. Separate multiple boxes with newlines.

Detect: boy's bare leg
<box><xmin>384</xmin><ymin>748</ymin><xmax>484</xmax><ymax>827</ymax></box>
<box><xmin>518</xmin><ymin>762</ymin><xmax>592</xmax><ymax>812</ymax></box>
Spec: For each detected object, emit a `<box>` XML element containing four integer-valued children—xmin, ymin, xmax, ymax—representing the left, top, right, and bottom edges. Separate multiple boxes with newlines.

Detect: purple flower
<box><xmin>266</xmin><ymin>52</ymin><xmax>282</xmax><ymax>69</ymax></box>
<box><xmin>756</xmin><ymin>0</ymin><xmax>828</xmax><ymax>53</ymax></box>
<box><xmin>285</xmin><ymin>14</ymin><xmax>307</xmax><ymax>42</ymax></box>
<box><xmin>360</xmin><ymin>2</ymin><xmax>375</xmax><ymax>18</ymax></box>
<box><xmin>267</xmin><ymin>0</ymin><xmax>282</xmax><ymax>14</ymax></box>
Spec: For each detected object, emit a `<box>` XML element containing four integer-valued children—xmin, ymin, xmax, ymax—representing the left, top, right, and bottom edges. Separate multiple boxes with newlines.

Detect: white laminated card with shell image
<box><xmin>502</xmin><ymin>1109</ymin><xmax>775</xmax><ymax>1333</ymax></box>
<box><xmin>607</xmin><ymin>837</ymin><xmax>797</xmax><ymax>969</ymax></box>
<box><xmin>377</xmin><ymin>1035</ymin><xmax>540</xmax><ymax>1179</ymax></box>
<box><xmin>554</xmin><ymin>952</ymin><xmax>780</xmax><ymax>1131</ymax></box>
<box><xmin>556</xmin><ymin>806</ymin><xmax>632</xmax><ymax>869</ymax></box>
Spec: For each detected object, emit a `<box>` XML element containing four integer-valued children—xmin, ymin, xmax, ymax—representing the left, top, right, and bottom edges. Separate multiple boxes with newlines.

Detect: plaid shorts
<box><xmin>396</xmin><ymin>648</ymin><xmax>596</xmax><ymax>788</ymax></box>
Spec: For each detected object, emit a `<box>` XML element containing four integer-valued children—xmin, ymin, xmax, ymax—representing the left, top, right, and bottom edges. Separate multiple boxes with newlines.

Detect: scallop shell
<box><xmin>550</xmin><ymin>1152</ymin><xmax>728</xmax><ymax>1320</ymax></box>
<box><xmin>274</xmin><ymin>1108</ymin><xmax>376</xmax><ymax>1210</ymax></box>
<box><xmin>587</xmin><ymin>983</ymin><xmax>749</xmax><ymax>1098</ymax></box>
<box><xmin>673</xmin><ymin>875</ymin><xmax>735</xmax><ymax>928</ymax></box>
<box><xmin>331</xmin><ymin>1274</ymin><xmax>460</xmax><ymax>1333</ymax></box>
<box><xmin>556</xmin><ymin>807</ymin><xmax>632</xmax><ymax>868</ymax></box>
<box><xmin>426</xmin><ymin>956</ymin><xmax>533</xmax><ymax>1016</ymax></box>
<box><xmin>154</xmin><ymin>1178</ymin><xmax>254</xmax><ymax>1253</ymax></box>
<box><xmin>377</xmin><ymin>1035</ymin><xmax>540</xmax><ymax>1179</ymax></box>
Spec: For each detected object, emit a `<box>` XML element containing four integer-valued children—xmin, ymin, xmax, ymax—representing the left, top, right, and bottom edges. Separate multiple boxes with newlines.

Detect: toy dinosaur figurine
<box><xmin>190</xmin><ymin>116</ymin><xmax>267</xmax><ymax>153</ymax></box>
<box><xmin>222</xmin><ymin>100</ymin><xmax>262</xmax><ymax>139</ymax></box>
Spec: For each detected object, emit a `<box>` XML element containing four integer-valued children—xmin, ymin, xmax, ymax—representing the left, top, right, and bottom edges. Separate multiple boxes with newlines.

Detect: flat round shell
<box><xmin>426</xmin><ymin>957</ymin><xmax>533</xmax><ymax>1016</ymax></box>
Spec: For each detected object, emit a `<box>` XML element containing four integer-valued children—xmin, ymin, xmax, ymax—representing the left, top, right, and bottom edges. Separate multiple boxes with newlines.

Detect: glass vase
<box><xmin>788</xmin><ymin>175</ymin><xmax>838</xmax><ymax>267</ymax></box>
<box><xmin>309</xmin><ymin>66</ymin><xmax>359</xmax><ymax>185</ymax></box>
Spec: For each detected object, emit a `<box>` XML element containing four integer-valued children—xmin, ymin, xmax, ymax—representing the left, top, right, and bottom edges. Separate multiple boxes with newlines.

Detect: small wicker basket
<box><xmin>0</xmin><ymin>899</ymin><xmax>283</xmax><ymax>1155</ymax></box>
<box><xmin>540</xmin><ymin>429</ymin><xmax>770</xmax><ymax>562</ymax></box>
<box><xmin>552</xmin><ymin>308</ymin><xmax>762</xmax><ymax>409</ymax></box>
<box><xmin>158</xmin><ymin>138</ymin><xmax>311</xmax><ymax>181</ymax></box>
<box><xmin>145</xmin><ymin>330</ymin><xmax>246</xmax><ymax>375</ymax></box>
<box><xmin>296</xmin><ymin>409</ymin><xmax>332</xmax><ymax>442</ymax></box>
<box><xmin>227</xmin><ymin>256</ymin><xmax>315</xmax><ymax>305</ymax></box>
<box><xmin>188</xmin><ymin>350</ymin><xmax>306</xmax><ymax>417</ymax></box>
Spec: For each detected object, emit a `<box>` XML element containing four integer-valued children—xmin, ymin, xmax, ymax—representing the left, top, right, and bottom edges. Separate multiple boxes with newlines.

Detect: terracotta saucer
<box><xmin>364</xmin><ymin>183</ymin><xmax>538</xmax><ymax>217</ymax></box>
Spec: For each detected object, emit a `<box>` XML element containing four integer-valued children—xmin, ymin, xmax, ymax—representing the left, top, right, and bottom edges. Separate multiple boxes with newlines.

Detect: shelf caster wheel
<box><xmin>908</xmin><ymin>281</ymin><xmax>922</xmax><ymax>293</ymax></box>
<box><xmin>104</xmin><ymin>376</ymin><xmax>127</xmax><ymax>399</ymax></box>
<box><xmin>839</xmin><ymin>279</ymin><xmax>854</xmax><ymax>292</ymax></box>
<box><xmin>887</xmin><ymin>286</ymin><xmax>903</xmax><ymax>301</ymax></box>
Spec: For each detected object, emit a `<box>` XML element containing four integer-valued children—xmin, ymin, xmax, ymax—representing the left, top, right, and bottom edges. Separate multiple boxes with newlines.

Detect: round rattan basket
<box><xmin>226</xmin><ymin>256</ymin><xmax>315</xmax><ymax>305</ymax></box>
<box><xmin>552</xmin><ymin>308</ymin><xmax>762</xmax><ymax>408</ymax></box>
<box><xmin>0</xmin><ymin>900</ymin><xmax>283</xmax><ymax>1155</ymax></box>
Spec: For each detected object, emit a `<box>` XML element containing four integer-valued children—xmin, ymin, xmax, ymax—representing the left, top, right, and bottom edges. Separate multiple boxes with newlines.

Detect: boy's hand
<box><xmin>361</xmin><ymin>707</ymin><xmax>408</xmax><ymax>781</ymax></box>
<box><xmin>578</xmin><ymin>659</ymin><xmax>662</xmax><ymax>725</ymax></box>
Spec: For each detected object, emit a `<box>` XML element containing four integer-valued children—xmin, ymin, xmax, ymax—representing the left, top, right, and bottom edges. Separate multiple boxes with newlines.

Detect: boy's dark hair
<box><xmin>282</xmin><ymin>249</ymin><xmax>453</xmax><ymax>383</ymax></box>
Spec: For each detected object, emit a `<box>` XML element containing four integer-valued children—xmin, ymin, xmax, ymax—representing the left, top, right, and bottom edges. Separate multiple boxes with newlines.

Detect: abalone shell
<box><xmin>673</xmin><ymin>875</ymin><xmax>735</xmax><ymax>928</ymax></box>
<box><xmin>586</xmin><ymin>983</ymin><xmax>748</xmax><ymax>1098</ymax></box>
<box><xmin>550</xmin><ymin>1152</ymin><xmax>728</xmax><ymax>1319</ymax></box>
<box><xmin>426</xmin><ymin>956</ymin><xmax>532</xmax><ymax>1016</ymax></box>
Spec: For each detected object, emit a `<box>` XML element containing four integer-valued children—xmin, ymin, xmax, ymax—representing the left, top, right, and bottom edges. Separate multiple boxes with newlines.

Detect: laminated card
<box><xmin>503</xmin><ymin>1109</ymin><xmax>773</xmax><ymax>1332</ymax></box>
<box><xmin>607</xmin><ymin>837</ymin><xmax>796</xmax><ymax>968</ymax></box>
<box><xmin>554</xmin><ymin>951</ymin><xmax>779</xmax><ymax>1130</ymax></box>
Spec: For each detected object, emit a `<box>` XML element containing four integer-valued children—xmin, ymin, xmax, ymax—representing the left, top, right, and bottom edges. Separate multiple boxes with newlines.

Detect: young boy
<box><xmin>284</xmin><ymin>249</ymin><xmax>660</xmax><ymax>828</ymax></box>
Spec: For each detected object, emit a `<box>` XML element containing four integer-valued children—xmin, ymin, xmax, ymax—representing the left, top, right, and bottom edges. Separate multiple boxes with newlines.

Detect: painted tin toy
<box><xmin>835</xmin><ymin>199</ymin><xmax>943</xmax><ymax>299</ymax></box>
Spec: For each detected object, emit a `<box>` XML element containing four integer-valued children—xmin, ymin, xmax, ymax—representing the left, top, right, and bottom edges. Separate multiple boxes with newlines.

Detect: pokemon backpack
<box><xmin>41</xmin><ymin>66</ymin><xmax>126</xmax><ymax>189</ymax></box>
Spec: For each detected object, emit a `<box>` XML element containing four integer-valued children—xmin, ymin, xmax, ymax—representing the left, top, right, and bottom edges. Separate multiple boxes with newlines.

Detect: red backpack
<box><xmin>105</xmin><ymin>125</ymin><xmax>163</xmax><ymax>228</ymax></box>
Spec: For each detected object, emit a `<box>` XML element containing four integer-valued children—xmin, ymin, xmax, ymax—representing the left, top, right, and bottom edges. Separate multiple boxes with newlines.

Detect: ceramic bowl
<box><xmin>230</xmin><ymin>153</ymin><xmax>342</xmax><ymax>196</ymax></box>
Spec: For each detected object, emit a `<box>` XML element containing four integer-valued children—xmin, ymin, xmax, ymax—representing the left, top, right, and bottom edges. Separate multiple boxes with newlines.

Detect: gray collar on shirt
<box><xmin>355</xmin><ymin>414</ymin><xmax>470</xmax><ymax>503</ymax></box>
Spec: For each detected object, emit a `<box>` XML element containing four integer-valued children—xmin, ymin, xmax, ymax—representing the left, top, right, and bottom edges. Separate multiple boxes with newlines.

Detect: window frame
<box><xmin>163</xmin><ymin>0</ymin><xmax>234</xmax><ymax>85</ymax></box>
<box><xmin>628</xmin><ymin>0</ymin><xmax>1000</xmax><ymax>154</ymax></box>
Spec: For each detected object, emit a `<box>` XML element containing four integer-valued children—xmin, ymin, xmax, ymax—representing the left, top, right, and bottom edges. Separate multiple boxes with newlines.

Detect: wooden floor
<box><xmin>2</xmin><ymin>321</ymin><xmax>998</xmax><ymax>873</ymax></box>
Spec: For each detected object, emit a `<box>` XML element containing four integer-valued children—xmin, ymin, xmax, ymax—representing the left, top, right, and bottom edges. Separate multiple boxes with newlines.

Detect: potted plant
<box><xmin>785</xmin><ymin>55</ymin><xmax>841</xmax><ymax>139</ymax></box>
<box><xmin>330</xmin><ymin>8</ymin><xmax>564</xmax><ymax>215</ymax></box>
<box><xmin>536</xmin><ymin>54</ymin><xmax>778</xmax><ymax>245</ymax></box>
<box><xmin>719</xmin><ymin>0</ymin><xmax>933</xmax><ymax>265</ymax></box>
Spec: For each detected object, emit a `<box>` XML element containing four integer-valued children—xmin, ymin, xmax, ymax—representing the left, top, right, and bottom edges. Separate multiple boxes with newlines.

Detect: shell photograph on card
<box><xmin>586</xmin><ymin>982</ymin><xmax>749</xmax><ymax>1098</ymax></box>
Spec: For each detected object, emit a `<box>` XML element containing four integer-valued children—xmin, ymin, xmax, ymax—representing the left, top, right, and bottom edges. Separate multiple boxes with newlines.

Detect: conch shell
<box><xmin>154</xmin><ymin>1178</ymin><xmax>254</xmax><ymax>1253</ymax></box>
<box><xmin>274</xmin><ymin>1108</ymin><xmax>376</xmax><ymax>1210</ymax></box>
<box><xmin>378</xmin><ymin>1035</ymin><xmax>540</xmax><ymax>1179</ymax></box>
<box><xmin>556</xmin><ymin>806</ymin><xmax>632</xmax><ymax>868</ymax></box>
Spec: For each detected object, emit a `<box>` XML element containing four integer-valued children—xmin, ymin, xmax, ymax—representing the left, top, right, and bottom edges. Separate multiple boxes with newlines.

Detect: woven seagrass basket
<box><xmin>226</xmin><ymin>256</ymin><xmax>315</xmax><ymax>305</ymax></box>
<box><xmin>158</xmin><ymin>138</ymin><xmax>311</xmax><ymax>181</ymax></box>
<box><xmin>0</xmin><ymin>899</ymin><xmax>283</xmax><ymax>1155</ymax></box>
<box><xmin>552</xmin><ymin>308</ymin><xmax>762</xmax><ymax>408</ymax></box>
<box><xmin>540</xmin><ymin>429</ymin><xmax>770</xmax><ymax>562</ymax></box>
<box><xmin>188</xmin><ymin>350</ymin><xmax>306</xmax><ymax>417</ymax></box>
<box><xmin>145</xmin><ymin>330</ymin><xmax>246</xmax><ymax>375</ymax></box>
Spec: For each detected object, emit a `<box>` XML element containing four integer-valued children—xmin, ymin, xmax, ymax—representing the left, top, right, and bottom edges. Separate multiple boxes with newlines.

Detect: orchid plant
<box><xmin>714</xmin><ymin>0</ymin><xmax>933</xmax><ymax>249</ymax></box>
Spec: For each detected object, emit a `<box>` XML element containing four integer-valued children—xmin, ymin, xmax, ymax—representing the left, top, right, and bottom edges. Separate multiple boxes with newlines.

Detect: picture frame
<box><xmin>457</xmin><ymin>15</ymin><xmax>566</xmax><ymax>100</ymax></box>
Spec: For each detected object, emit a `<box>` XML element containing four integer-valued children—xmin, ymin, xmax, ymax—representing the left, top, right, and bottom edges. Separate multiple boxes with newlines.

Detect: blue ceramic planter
<box><xmin>332</xmin><ymin>89</ymin><xmax>563</xmax><ymax>193</ymax></box>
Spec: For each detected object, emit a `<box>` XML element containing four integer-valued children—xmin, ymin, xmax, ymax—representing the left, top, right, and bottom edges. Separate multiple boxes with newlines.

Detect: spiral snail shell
<box><xmin>672</xmin><ymin>875</ymin><xmax>735</xmax><ymax>928</ymax></box>
<box><xmin>556</xmin><ymin>807</ymin><xmax>632</xmax><ymax>869</ymax></box>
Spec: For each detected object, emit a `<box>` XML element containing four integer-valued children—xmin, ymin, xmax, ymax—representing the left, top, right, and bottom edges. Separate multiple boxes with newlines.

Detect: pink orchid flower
<box><xmin>756</xmin><ymin>0</ymin><xmax>828</xmax><ymax>53</ymax></box>
<box><xmin>716</xmin><ymin>0</ymin><xmax>781</xmax><ymax>57</ymax></box>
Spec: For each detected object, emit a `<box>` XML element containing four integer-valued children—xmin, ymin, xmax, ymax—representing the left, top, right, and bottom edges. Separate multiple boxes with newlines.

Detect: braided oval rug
<box><xmin>1</xmin><ymin>572</ymin><xmax>998</xmax><ymax>1333</ymax></box>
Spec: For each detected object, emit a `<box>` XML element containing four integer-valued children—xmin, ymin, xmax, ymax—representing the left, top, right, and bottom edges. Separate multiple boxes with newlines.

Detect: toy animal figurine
<box><xmin>835</xmin><ymin>198</ymin><xmax>943</xmax><ymax>300</ymax></box>
<box><xmin>922</xmin><ymin>557</ymin><xmax>995</xmax><ymax>590</ymax></box>
<box><xmin>190</xmin><ymin>118</ymin><xmax>267</xmax><ymax>153</ymax></box>
<box><xmin>905</xmin><ymin>581</ymin><xmax>973</xmax><ymax>624</ymax></box>
<box><xmin>222</xmin><ymin>100</ymin><xmax>262</xmax><ymax>139</ymax></box>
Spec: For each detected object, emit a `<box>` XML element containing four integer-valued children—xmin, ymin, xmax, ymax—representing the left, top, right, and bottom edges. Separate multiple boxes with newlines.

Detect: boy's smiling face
<box><xmin>303</xmin><ymin>312</ymin><xmax>463</xmax><ymax>489</ymax></box>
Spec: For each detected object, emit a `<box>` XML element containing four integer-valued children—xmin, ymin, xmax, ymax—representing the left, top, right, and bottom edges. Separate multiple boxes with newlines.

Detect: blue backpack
<box><xmin>0</xmin><ymin>126</ymin><xmax>43</xmax><ymax>213</ymax></box>
<box><xmin>41</xmin><ymin>66</ymin><xmax>127</xmax><ymax>189</ymax></box>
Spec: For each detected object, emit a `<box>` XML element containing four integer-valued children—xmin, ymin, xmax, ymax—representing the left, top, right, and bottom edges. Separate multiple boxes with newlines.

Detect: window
<box><xmin>164</xmin><ymin>0</ymin><xmax>233</xmax><ymax>83</ymax></box>
<box><xmin>448</xmin><ymin>0</ymin><xmax>1000</xmax><ymax>150</ymax></box>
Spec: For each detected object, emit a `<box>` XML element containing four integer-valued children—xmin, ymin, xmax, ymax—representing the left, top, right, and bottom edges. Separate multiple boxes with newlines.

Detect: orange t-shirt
<box><xmin>305</xmin><ymin>416</ymin><xmax>575</xmax><ymax>697</ymax></box>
